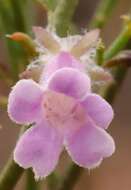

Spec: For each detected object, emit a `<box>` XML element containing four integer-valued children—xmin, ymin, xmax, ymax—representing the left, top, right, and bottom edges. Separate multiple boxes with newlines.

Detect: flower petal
<box><xmin>43</xmin><ymin>90</ymin><xmax>86</xmax><ymax>135</ymax></box>
<box><xmin>65</xmin><ymin>118</ymin><xmax>115</xmax><ymax>168</ymax></box>
<box><xmin>81</xmin><ymin>94</ymin><xmax>114</xmax><ymax>129</ymax></box>
<box><xmin>14</xmin><ymin>121</ymin><xmax>63</xmax><ymax>179</ymax></box>
<box><xmin>47</xmin><ymin>68</ymin><xmax>91</xmax><ymax>100</ymax></box>
<box><xmin>8</xmin><ymin>79</ymin><xmax>43</xmax><ymax>125</ymax></box>
<box><xmin>43</xmin><ymin>52</ymin><xmax>84</xmax><ymax>81</ymax></box>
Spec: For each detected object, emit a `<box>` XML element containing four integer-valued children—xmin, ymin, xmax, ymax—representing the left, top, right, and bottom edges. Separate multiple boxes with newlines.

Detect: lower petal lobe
<box><xmin>14</xmin><ymin>120</ymin><xmax>63</xmax><ymax>179</ymax></box>
<box><xmin>65</xmin><ymin>118</ymin><xmax>115</xmax><ymax>168</ymax></box>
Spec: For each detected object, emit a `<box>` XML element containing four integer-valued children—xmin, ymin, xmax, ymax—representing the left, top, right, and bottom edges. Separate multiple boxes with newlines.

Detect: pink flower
<box><xmin>8</xmin><ymin>28</ymin><xmax>115</xmax><ymax>179</ymax></box>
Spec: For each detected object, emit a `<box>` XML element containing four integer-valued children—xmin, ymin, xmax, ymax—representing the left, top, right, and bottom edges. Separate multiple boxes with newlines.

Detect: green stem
<box><xmin>0</xmin><ymin>0</ymin><xmax>30</xmax><ymax>79</ymax></box>
<box><xmin>47</xmin><ymin>173</ymin><xmax>59</xmax><ymax>190</ymax></box>
<box><xmin>58</xmin><ymin>164</ymin><xmax>83</xmax><ymax>190</ymax></box>
<box><xmin>96</xmin><ymin>39</ymin><xmax>105</xmax><ymax>65</ymax></box>
<box><xmin>26</xmin><ymin>169</ymin><xmax>40</xmax><ymax>190</ymax></box>
<box><xmin>0</xmin><ymin>158</ymin><xmax>24</xmax><ymax>190</ymax></box>
<box><xmin>49</xmin><ymin>0</ymin><xmax>79</xmax><ymax>36</ymax></box>
<box><xmin>103</xmin><ymin>25</ymin><xmax>131</xmax><ymax>102</ymax></box>
<box><xmin>104</xmin><ymin>27</ymin><xmax>131</xmax><ymax>60</ymax></box>
<box><xmin>0</xmin><ymin>125</ymin><xmax>30</xmax><ymax>190</ymax></box>
<box><xmin>90</xmin><ymin>0</ymin><xmax>118</xmax><ymax>28</ymax></box>
<box><xmin>10</xmin><ymin>0</ymin><xmax>28</xmax><ymax>33</ymax></box>
<box><xmin>0</xmin><ymin>1</ymin><xmax>19</xmax><ymax>76</ymax></box>
<box><xmin>103</xmin><ymin>66</ymin><xmax>127</xmax><ymax>103</ymax></box>
<box><xmin>0</xmin><ymin>96</ymin><xmax>8</xmax><ymax>109</ymax></box>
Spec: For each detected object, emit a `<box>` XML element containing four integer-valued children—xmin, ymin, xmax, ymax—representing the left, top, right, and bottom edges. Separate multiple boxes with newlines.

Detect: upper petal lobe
<box><xmin>47</xmin><ymin>68</ymin><xmax>91</xmax><ymax>100</ymax></box>
<box><xmin>43</xmin><ymin>52</ymin><xmax>84</xmax><ymax>81</ymax></box>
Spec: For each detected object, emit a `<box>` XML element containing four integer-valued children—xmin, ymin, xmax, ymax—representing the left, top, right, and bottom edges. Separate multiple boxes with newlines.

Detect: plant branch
<box><xmin>49</xmin><ymin>0</ymin><xmax>79</xmax><ymax>36</ymax></box>
<box><xmin>25</xmin><ymin>169</ymin><xmax>40</xmax><ymax>190</ymax></box>
<box><xmin>103</xmin><ymin>19</ymin><xmax>131</xmax><ymax>102</ymax></box>
<box><xmin>10</xmin><ymin>0</ymin><xmax>28</xmax><ymax>33</ymax></box>
<box><xmin>0</xmin><ymin>157</ymin><xmax>24</xmax><ymax>190</ymax></box>
<box><xmin>0</xmin><ymin>0</ymin><xmax>30</xmax><ymax>79</ymax></box>
<box><xmin>0</xmin><ymin>125</ymin><xmax>30</xmax><ymax>190</ymax></box>
<box><xmin>90</xmin><ymin>0</ymin><xmax>118</xmax><ymax>28</ymax></box>
<box><xmin>104</xmin><ymin>27</ymin><xmax>131</xmax><ymax>60</ymax></box>
<box><xmin>58</xmin><ymin>164</ymin><xmax>83</xmax><ymax>190</ymax></box>
<box><xmin>47</xmin><ymin>172</ymin><xmax>59</xmax><ymax>190</ymax></box>
<box><xmin>0</xmin><ymin>96</ymin><xmax>8</xmax><ymax>109</ymax></box>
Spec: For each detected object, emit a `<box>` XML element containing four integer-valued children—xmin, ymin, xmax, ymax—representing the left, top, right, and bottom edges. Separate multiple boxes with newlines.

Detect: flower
<box><xmin>8</xmin><ymin>27</ymin><xmax>115</xmax><ymax>180</ymax></box>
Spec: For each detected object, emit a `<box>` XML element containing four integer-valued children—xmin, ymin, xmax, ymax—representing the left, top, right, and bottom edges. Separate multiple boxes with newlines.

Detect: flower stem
<box><xmin>90</xmin><ymin>0</ymin><xmax>118</xmax><ymax>28</ymax></box>
<box><xmin>96</xmin><ymin>39</ymin><xmax>105</xmax><ymax>65</ymax></box>
<box><xmin>0</xmin><ymin>96</ymin><xmax>8</xmax><ymax>109</ymax></box>
<box><xmin>0</xmin><ymin>125</ymin><xmax>30</xmax><ymax>190</ymax></box>
<box><xmin>0</xmin><ymin>157</ymin><xmax>24</xmax><ymax>190</ymax></box>
<box><xmin>103</xmin><ymin>20</ymin><xmax>131</xmax><ymax>102</ymax></box>
<box><xmin>47</xmin><ymin>173</ymin><xmax>59</xmax><ymax>190</ymax></box>
<box><xmin>49</xmin><ymin>0</ymin><xmax>79</xmax><ymax>36</ymax></box>
<box><xmin>103</xmin><ymin>66</ymin><xmax>127</xmax><ymax>103</ymax></box>
<box><xmin>10</xmin><ymin>0</ymin><xmax>28</xmax><ymax>33</ymax></box>
<box><xmin>58</xmin><ymin>164</ymin><xmax>83</xmax><ymax>190</ymax></box>
<box><xmin>104</xmin><ymin>27</ymin><xmax>131</xmax><ymax>60</ymax></box>
<box><xmin>25</xmin><ymin>169</ymin><xmax>40</xmax><ymax>190</ymax></box>
<box><xmin>0</xmin><ymin>0</ymin><xmax>30</xmax><ymax>79</ymax></box>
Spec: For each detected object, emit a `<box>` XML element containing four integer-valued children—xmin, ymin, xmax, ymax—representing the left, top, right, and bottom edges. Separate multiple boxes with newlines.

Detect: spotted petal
<box><xmin>65</xmin><ymin>118</ymin><xmax>115</xmax><ymax>168</ymax></box>
<box><xmin>47</xmin><ymin>68</ymin><xmax>91</xmax><ymax>100</ymax></box>
<box><xmin>14</xmin><ymin>121</ymin><xmax>63</xmax><ymax>179</ymax></box>
<box><xmin>8</xmin><ymin>79</ymin><xmax>43</xmax><ymax>125</ymax></box>
<box><xmin>81</xmin><ymin>94</ymin><xmax>114</xmax><ymax>129</ymax></box>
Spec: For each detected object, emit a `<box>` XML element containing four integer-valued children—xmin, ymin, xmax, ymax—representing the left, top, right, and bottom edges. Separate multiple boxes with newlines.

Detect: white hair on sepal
<box><xmin>87</xmin><ymin>64</ymin><xmax>114</xmax><ymax>93</ymax></box>
<box><xmin>33</xmin><ymin>37</ymin><xmax>50</xmax><ymax>56</ymax></box>
<box><xmin>60</xmin><ymin>35</ymin><xmax>82</xmax><ymax>51</ymax></box>
<box><xmin>24</xmin><ymin>28</ymin><xmax>105</xmax><ymax>86</ymax></box>
<box><xmin>91</xmin><ymin>81</ymin><xmax>110</xmax><ymax>93</ymax></box>
<box><xmin>33</xmin><ymin>27</ymin><xmax>99</xmax><ymax>64</ymax></box>
<box><xmin>70</xmin><ymin>29</ymin><xmax>100</xmax><ymax>58</ymax></box>
<box><xmin>80</xmin><ymin>47</ymin><xmax>97</xmax><ymax>65</ymax></box>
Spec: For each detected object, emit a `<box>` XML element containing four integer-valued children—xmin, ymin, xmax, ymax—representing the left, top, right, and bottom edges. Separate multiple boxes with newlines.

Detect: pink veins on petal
<box><xmin>8</xmin><ymin>32</ymin><xmax>115</xmax><ymax>179</ymax></box>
